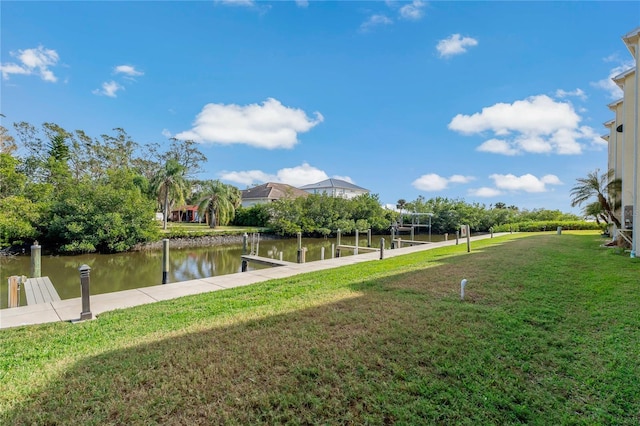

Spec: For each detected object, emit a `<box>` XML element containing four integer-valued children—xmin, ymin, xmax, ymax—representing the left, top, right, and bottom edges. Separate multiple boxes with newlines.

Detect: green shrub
<box><xmin>493</xmin><ymin>221</ymin><xmax>604</xmax><ymax>232</ymax></box>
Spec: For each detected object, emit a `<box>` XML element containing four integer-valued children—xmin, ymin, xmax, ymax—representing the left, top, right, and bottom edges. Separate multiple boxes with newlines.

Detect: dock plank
<box><xmin>23</xmin><ymin>277</ymin><xmax>61</xmax><ymax>305</ymax></box>
<box><xmin>241</xmin><ymin>255</ymin><xmax>297</xmax><ymax>267</ymax></box>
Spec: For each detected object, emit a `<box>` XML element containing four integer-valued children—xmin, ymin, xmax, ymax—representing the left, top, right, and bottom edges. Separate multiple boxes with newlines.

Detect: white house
<box><xmin>298</xmin><ymin>178</ymin><xmax>369</xmax><ymax>199</ymax></box>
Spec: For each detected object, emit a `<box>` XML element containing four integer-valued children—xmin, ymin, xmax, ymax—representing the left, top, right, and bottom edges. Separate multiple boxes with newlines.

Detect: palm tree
<box><xmin>584</xmin><ymin>201</ymin><xmax>607</xmax><ymax>225</ymax></box>
<box><xmin>570</xmin><ymin>169</ymin><xmax>621</xmax><ymax>228</ymax></box>
<box><xmin>152</xmin><ymin>159</ymin><xmax>188</xmax><ymax>230</ymax></box>
<box><xmin>197</xmin><ymin>180</ymin><xmax>236</xmax><ymax>228</ymax></box>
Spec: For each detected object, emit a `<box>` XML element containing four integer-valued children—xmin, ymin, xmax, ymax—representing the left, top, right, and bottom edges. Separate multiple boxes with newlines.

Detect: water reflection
<box><xmin>0</xmin><ymin>233</ymin><xmax>446</xmax><ymax>308</ymax></box>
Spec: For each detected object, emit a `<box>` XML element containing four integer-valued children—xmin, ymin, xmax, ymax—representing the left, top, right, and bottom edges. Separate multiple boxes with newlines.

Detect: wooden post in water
<box><xmin>30</xmin><ymin>242</ymin><xmax>41</xmax><ymax>278</ymax></box>
<box><xmin>397</xmin><ymin>238</ymin><xmax>402</xmax><ymax>249</ymax></box>
<box><xmin>337</xmin><ymin>229</ymin><xmax>341</xmax><ymax>246</ymax></box>
<box><xmin>354</xmin><ymin>229</ymin><xmax>359</xmax><ymax>255</ymax></box>
<box><xmin>79</xmin><ymin>264</ymin><xmax>92</xmax><ymax>320</ymax></box>
<box><xmin>8</xmin><ymin>276</ymin><xmax>20</xmax><ymax>308</ymax></box>
<box><xmin>410</xmin><ymin>226</ymin><xmax>414</xmax><ymax>241</ymax></box>
<box><xmin>279</xmin><ymin>252</ymin><xmax>283</xmax><ymax>261</ymax></box>
<box><xmin>241</xmin><ymin>259</ymin><xmax>248</xmax><ymax>272</ymax></box>
<box><xmin>331</xmin><ymin>243</ymin><xmax>335</xmax><ymax>258</ymax></box>
<box><xmin>321</xmin><ymin>246</ymin><xmax>325</xmax><ymax>261</ymax></box>
<box><xmin>256</xmin><ymin>232</ymin><xmax>260</xmax><ymax>256</ymax></box>
<box><xmin>380</xmin><ymin>238</ymin><xmax>385</xmax><ymax>260</ymax></box>
<box><xmin>242</xmin><ymin>233</ymin><xmax>248</xmax><ymax>255</ymax></box>
<box><xmin>367</xmin><ymin>229</ymin><xmax>372</xmax><ymax>248</ymax></box>
<box><xmin>297</xmin><ymin>232</ymin><xmax>303</xmax><ymax>263</ymax></box>
<box><xmin>444</xmin><ymin>233</ymin><xmax>448</xmax><ymax>241</ymax></box>
<box><xmin>466</xmin><ymin>225</ymin><xmax>471</xmax><ymax>253</ymax></box>
<box><xmin>162</xmin><ymin>239</ymin><xmax>170</xmax><ymax>284</ymax></box>
<box><xmin>301</xmin><ymin>247</ymin><xmax>307</xmax><ymax>263</ymax></box>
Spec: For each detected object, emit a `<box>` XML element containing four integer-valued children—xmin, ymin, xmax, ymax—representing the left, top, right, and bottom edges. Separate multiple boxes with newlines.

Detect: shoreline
<box><xmin>133</xmin><ymin>232</ymin><xmax>283</xmax><ymax>251</ymax></box>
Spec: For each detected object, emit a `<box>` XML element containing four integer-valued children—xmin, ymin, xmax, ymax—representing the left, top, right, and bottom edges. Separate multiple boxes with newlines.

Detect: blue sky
<box><xmin>2</xmin><ymin>1</ymin><xmax>639</xmax><ymax>213</ymax></box>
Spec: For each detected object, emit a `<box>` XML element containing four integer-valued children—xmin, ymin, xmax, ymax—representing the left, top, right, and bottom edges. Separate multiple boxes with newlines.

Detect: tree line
<box><xmin>0</xmin><ymin>121</ymin><xmax>240</xmax><ymax>253</ymax></box>
<box><xmin>1</xmin><ymin>120</ymin><xmax>605</xmax><ymax>253</ymax></box>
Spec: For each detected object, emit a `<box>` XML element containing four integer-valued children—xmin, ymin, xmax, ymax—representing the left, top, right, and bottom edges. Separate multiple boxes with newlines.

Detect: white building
<box><xmin>298</xmin><ymin>178</ymin><xmax>369</xmax><ymax>199</ymax></box>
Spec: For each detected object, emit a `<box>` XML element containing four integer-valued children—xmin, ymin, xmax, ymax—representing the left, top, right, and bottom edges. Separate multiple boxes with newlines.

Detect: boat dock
<box><xmin>24</xmin><ymin>277</ymin><xmax>61</xmax><ymax>305</ymax></box>
<box><xmin>1</xmin><ymin>233</ymin><xmax>507</xmax><ymax>329</ymax></box>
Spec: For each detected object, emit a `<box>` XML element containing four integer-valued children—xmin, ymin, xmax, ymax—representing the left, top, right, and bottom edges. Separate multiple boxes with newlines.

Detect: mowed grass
<box><xmin>1</xmin><ymin>232</ymin><xmax>639</xmax><ymax>424</ymax></box>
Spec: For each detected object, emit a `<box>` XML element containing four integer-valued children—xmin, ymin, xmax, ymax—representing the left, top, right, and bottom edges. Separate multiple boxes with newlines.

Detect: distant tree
<box><xmin>570</xmin><ymin>169</ymin><xmax>621</xmax><ymax>228</ymax></box>
<box><xmin>494</xmin><ymin>202</ymin><xmax>506</xmax><ymax>209</ymax></box>
<box><xmin>197</xmin><ymin>180</ymin><xmax>237</xmax><ymax>228</ymax></box>
<box><xmin>584</xmin><ymin>201</ymin><xmax>608</xmax><ymax>225</ymax></box>
<box><xmin>164</xmin><ymin>138</ymin><xmax>206</xmax><ymax>177</ymax></box>
<box><xmin>152</xmin><ymin>159</ymin><xmax>188</xmax><ymax>230</ymax></box>
<box><xmin>0</xmin><ymin>125</ymin><xmax>17</xmax><ymax>154</ymax></box>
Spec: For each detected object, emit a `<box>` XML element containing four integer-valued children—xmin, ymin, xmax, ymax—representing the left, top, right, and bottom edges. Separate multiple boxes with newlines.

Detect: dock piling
<box><xmin>30</xmin><ymin>242</ymin><xmax>41</xmax><ymax>278</ymax></box>
<box><xmin>8</xmin><ymin>276</ymin><xmax>20</xmax><ymax>308</ymax></box>
<box><xmin>367</xmin><ymin>229</ymin><xmax>372</xmax><ymax>248</ymax></box>
<box><xmin>380</xmin><ymin>238</ymin><xmax>385</xmax><ymax>260</ymax></box>
<box><xmin>354</xmin><ymin>229</ymin><xmax>359</xmax><ymax>255</ymax></box>
<box><xmin>162</xmin><ymin>239</ymin><xmax>170</xmax><ymax>284</ymax></box>
<box><xmin>297</xmin><ymin>232</ymin><xmax>303</xmax><ymax>263</ymax></box>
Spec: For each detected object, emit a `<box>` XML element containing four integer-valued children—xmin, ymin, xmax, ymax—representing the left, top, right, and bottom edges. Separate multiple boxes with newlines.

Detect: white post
<box><xmin>321</xmin><ymin>246</ymin><xmax>325</xmax><ymax>260</ymax></box>
<box><xmin>460</xmin><ymin>279</ymin><xmax>467</xmax><ymax>300</ymax></box>
<box><xmin>354</xmin><ymin>229</ymin><xmax>359</xmax><ymax>255</ymax></box>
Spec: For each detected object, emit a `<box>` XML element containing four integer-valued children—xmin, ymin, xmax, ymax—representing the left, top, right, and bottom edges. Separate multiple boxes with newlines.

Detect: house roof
<box><xmin>298</xmin><ymin>178</ymin><xmax>369</xmax><ymax>192</ymax></box>
<box><xmin>612</xmin><ymin>66</ymin><xmax>635</xmax><ymax>88</ymax></box>
<box><xmin>622</xmin><ymin>27</ymin><xmax>640</xmax><ymax>56</ymax></box>
<box><xmin>241</xmin><ymin>182</ymin><xmax>309</xmax><ymax>201</ymax></box>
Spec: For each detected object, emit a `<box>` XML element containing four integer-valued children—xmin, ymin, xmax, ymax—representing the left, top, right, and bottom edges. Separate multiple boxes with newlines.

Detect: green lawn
<box><xmin>1</xmin><ymin>232</ymin><xmax>639</xmax><ymax>424</ymax></box>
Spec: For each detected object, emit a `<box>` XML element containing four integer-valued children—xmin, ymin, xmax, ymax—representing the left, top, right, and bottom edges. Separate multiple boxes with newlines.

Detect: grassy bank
<box><xmin>1</xmin><ymin>232</ymin><xmax>639</xmax><ymax>424</ymax></box>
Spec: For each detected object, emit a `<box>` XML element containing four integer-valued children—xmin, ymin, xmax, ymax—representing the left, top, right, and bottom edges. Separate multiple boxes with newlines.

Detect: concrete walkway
<box><xmin>0</xmin><ymin>233</ymin><xmax>507</xmax><ymax>329</ymax></box>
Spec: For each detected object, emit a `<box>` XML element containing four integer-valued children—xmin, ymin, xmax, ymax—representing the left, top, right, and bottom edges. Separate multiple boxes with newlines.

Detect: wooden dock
<box><xmin>241</xmin><ymin>255</ymin><xmax>297</xmax><ymax>267</ymax></box>
<box><xmin>336</xmin><ymin>244</ymin><xmax>379</xmax><ymax>253</ymax></box>
<box><xmin>23</xmin><ymin>277</ymin><xmax>61</xmax><ymax>306</ymax></box>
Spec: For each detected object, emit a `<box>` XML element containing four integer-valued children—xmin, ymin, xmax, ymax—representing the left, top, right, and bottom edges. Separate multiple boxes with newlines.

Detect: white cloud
<box><xmin>114</xmin><ymin>65</ymin><xmax>144</xmax><ymax>77</ymax></box>
<box><xmin>0</xmin><ymin>46</ymin><xmax>60</xmax><ymax>82</ymax></box>
<box><xmin>220</xmin><ymin>170</ymin><xmax>274</xmax><ymax>186</ymax></box>
<box><xmin>490</xmin><ymin>173</ymin><xmax>562</xmax><ymax>193</ymax></box>
<box><xmin>92</xmin><ymin>80</ymin><xmax>123</xmax><ymax>97</ymax></box>
<box><xmin>412</xmin><ymin>173</ymin><xmax>474</xmax><ymax>192</ymax></box>
<box><xmin>449</xmin><ymin>94</ymin><xmax>601</xmax><ymax>155</ymax></box>
<box><xmin>448</xmin><ymin>174</ymin><xmax>474</xmax><ymax>184</ymax></box>
<box><xmin>360</xmin><ymin>14</ymin><xmax>393</xmax><ymax>32</ymax></box>
<box><xmin>220</xmin><ymin>162</ymin><xmax>347</xmax><ymax>188</ymax></box>
<box><xmin>399</xmin><ymin>0</ymin><xmax>426</xmax><ymax>20</ymax></box>
<box><xmin>276</xmin><ymin>163</ymin><xmax>329</xmax><ymax>187</ymax></box>
<box><xmin>468</xmin><ymin>187</ymin><xmax>503</xmax><ymax>197</ymax></box>
<box><xmin>175</xmin><ymin>98</ymin><xmax>323</xmax><ymax>149</ymax></box>
<box><xmin>555</xmin><ymin>88</ymin><xmax>586</xmax><ymax>101</ymax></box>
<box><xmin>591</xmin><ymin>59</ymin><xmax>634</xmax><ymax>99</ymax></box>
<box><xmin>436</xmin><ymin>34</ymin><xmax>478</xmax><ymax>58</ymax></box>
<box><xmin>477</xmin><ymin>139</ymin><xmax>519</xmax><ymax>156</ymax></box>
<box><xmin>161</xmin><ymin>129</ymin><xmax>172</xmax><ymax>138</ymax></box>
<box><xmin>295</xmin><ymin>0</ymin><xmax>309</xmax><ymax>7</ymax></box>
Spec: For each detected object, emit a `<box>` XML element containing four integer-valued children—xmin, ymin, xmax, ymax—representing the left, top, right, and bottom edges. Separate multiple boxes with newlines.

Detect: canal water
<box><xmin>0</xmin><ymin>233</ymin><xmax>447</xmax><ymax>309</ymax></box>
